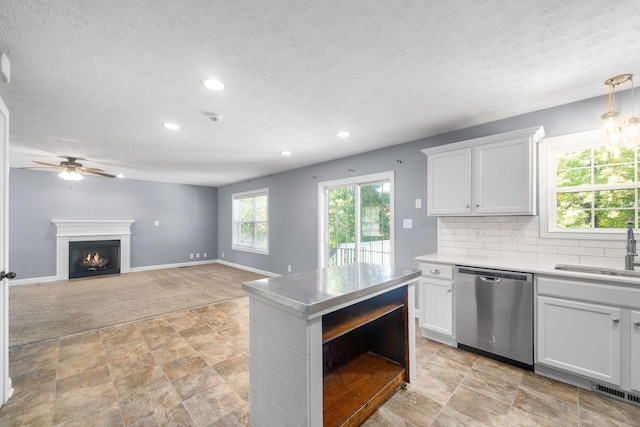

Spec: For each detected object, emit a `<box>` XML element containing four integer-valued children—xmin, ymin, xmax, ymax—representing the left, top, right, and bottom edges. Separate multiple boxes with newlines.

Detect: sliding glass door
<box><xmin>319</xmin><ymin>172</ymin><xmax>394</xmax><ymax>268</ymax></box>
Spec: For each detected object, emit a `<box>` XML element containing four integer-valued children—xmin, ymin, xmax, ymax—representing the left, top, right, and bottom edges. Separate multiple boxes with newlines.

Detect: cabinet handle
<box><xmin>612</xmin><ymin>318</ymin><xmax>620</xmax><ymax>324</ymax></box>
<box><xmin>429</xmin><ymin>269</ymin><xmax>440</xmax><ymax>274</ymax></box>
<box><xmin>476</xmin><ymin>203</ymin><xmax>480</xmax><ymax>208</ymax></box>
<box><xmin>634</xmin><ymin>320</ymin><xmax>640</xmax><ymax>327</ymax></box>
<box><xmin>447</xmin><ymin>288</ymin><xmax>452</xmax><ymax>293</ymax></box>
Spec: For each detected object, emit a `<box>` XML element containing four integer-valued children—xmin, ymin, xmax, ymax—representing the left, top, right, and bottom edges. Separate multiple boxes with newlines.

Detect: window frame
<box><xmin>317</xmin><ymin>171</ymin><xmax>395</xmax><ymax>268</ymax></box>
<box><xmin>232</xmin><ymin>188</ymin><xmax>269</xmax><ymax>254</ymax></box>
<box><xmin>539</xmin><ymin>129</ymin><xmax>637</xmax><ymax>241</ymax></box>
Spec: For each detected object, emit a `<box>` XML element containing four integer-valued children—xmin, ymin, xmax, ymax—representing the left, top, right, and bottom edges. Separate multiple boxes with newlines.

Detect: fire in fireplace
<box><xmin>69</xmin><ymin>240</ymin><xmax>121</xmax><ymax>279</ymax></box>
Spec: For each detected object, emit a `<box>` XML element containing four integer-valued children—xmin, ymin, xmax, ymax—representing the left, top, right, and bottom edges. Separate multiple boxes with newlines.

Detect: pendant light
<box><xmin>601</xmin><ymin>74</ymin><xmax>640</xmax><ymax>153</ymax></box>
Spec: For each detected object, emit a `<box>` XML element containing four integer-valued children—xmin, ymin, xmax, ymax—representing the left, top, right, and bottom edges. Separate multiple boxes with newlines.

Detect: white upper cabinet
<box><xmin>422</xmin><ymin>126</ymin><xmax>545</xmax><ymax>216</ymax></box>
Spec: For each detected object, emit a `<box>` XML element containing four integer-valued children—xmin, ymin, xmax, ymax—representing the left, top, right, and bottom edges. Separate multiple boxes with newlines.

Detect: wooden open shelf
<box><xmin>322</xmin><ymin>302</ymin><xmax>403</xmax><ymax>343</ymax></box>
<box><xmin>322</xmin><ymin>352</ymin><xmax>406</xmax><ymax>427</ymax></box>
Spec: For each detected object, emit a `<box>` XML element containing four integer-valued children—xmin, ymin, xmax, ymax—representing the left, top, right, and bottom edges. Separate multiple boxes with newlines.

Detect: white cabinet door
<box><xmin>537</xmin><ymin>296</ymin><xmax>621</xmax><ymax>385</ymax></box>
<box><xmin>419</xmin><ymin>278</ymin><xmax>453</xmax><ymax>336</ymax></box>
<box><xmin>475</xmin><ymin>137</ymin><xmax>535</xmax><ymax>215</ymax></box>
<box><xmin>427</xmin><ymin>148</ymin><xmax>471</xmax><ymax>215</ymax></box>
<box><xmin>631</xmin><ymin>310</ymin><xmax>640</xmax><ymax>393</ymax></box>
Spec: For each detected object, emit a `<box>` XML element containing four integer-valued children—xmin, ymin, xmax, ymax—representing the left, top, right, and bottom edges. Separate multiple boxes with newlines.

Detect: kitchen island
<box><xmin>242</xmin><ymin>263</ymin><xmax>421</xmax><ymax>427</ymax></box>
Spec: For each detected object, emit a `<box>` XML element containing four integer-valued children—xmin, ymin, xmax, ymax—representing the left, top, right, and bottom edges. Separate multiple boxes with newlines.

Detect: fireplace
<box><xmin>52</xmin><ymin>219</ymin><xmax>134</xmax><ymax>281</ymax></box>
<box><xmin>69</xmin><ymin>240</ymin><xmax>121</xmax><ymax>279</ymax></box>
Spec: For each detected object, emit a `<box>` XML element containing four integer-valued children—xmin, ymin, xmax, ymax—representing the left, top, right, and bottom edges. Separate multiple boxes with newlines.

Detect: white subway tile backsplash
<box><xmin>604</xmin><ymin>248</ymin><xmax>626</xmax><ymax>258</ymax></box>
<box><xmin>455</xmin><ymin>241</ymin><xmax>484</xmax><ymax>249</ymax></box>
<box><xmin>499</xmin><ymin>251</ymin><xmax>537</xmax><ymax>262</ymax></box>
<box><xmin>441</xmin><ymin>247</ymin><xmax>469</xmax><ymax>255</ymax></box>
<box><xmin>579</xmin><ymin>239</ymin><xmax>625</xmax><ymax>248</ymax></box>
<box><xmin>484</xmin><ymin>229</ymin><xmax>513</xmax><ymax>237</ymax></box>
<box><xmin>536</xmin><ymin>253</ymin><xmax>580</xmax><ymax>264</ymax></box>
<box><xmin>518</xmin><ymin>244</ymin><xmax>558</xmax><ymax>254</ymax></box>
<box><xmin>469</xmin><ymin>248</ymin><xmax>500</xmax><ymax>258</ymax></box>
<box><xmin>535</xmin><ymin>238</ymin><xmax>580</xmax><ymax>247</ymax></box>
<box><xmin>557</xmin><ymin>246</ymin><xmax>604</xmax><ymax>257</ymax></box>
<box><xmin>435</xmin><ymin>216</ymin><xmax>626</xmax><ymax>267</ymax></box>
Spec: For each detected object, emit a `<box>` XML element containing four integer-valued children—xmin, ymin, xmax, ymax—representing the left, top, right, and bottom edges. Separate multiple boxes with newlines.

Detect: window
<box><xmin>540</xmin><ymin>129</ymin><xmax>639</xmax><ymax>239</ymax></box>
<box><xmin>232</xmin><ymin>188</ymin><xmax>269</xmax><ymax>254</ymax></box>
<box><xmin>318</xmin><ymin>172</ymin><xmax>394</xmax><ymax>268</ymax></box>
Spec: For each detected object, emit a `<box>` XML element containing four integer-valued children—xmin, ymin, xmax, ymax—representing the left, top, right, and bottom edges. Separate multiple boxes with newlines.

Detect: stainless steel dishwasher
<box><xmin>455</xmin><ymin>266</ymin><xmax>533</xmax><ymax>370</ymax></box>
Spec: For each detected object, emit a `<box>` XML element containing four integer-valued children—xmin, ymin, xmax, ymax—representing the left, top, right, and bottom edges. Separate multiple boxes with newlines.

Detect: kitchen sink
<box><xmin>555</xmin><ymin>264</ymin><xmax>640</xmax><ymax>278</ymax></box>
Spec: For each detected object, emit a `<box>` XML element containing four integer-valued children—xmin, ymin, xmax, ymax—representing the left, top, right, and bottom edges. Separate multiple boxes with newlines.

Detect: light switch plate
<box><xmin>415</xmin><ymin>198</ymin><xmax>422</xmax><ymax>209</ymax></box>
<box><xmin>403</xmin><ymin>219</ymin><xmax>413</xmax><ymax>229</ymax></box>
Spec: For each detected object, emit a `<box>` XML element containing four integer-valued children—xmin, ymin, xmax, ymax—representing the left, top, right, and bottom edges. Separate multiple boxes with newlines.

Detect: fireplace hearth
<box><xmin>69</xmin><ymin>240</ymin><xmax>121</xmax><ymax>279</ymax></box>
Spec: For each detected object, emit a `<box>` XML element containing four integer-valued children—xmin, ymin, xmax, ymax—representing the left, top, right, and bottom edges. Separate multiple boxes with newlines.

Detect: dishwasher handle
<box><xmin>480</xmin><ymin>276</ymin><xmax>501</xmax><ymax>283</ymax></box>
<box><xmin>456</xmin><ymin>266</ymin><xmax>532</xmax><ymax>282</ymax></box>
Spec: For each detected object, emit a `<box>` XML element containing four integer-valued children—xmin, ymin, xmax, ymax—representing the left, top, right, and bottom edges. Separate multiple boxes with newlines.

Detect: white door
<box><xmin>0</xmin><ymin>94</ymin><xmax>13</xmax><ymax>406</ymax></box>
<box><xmin>475</xmin><ymin>138</ymin><xmax>534</xmax><ymax>215</ymax></box>
<box><xmin>631</xmin><ymin>310</ymin><xmax>640</xmax><ymax>393</ymax></box>
<box><xmin>319</xmin><ymin>172</ymin><xmax>394</xmax><ymax>268</ymax></box>
<box><xmin>419</xmin><ymin>278</ymin><xmax>453</xmax><ymax>336</ymax></box>
<box><xmin>426</xmin><ymin>148</ymin><xmax>471</xmax><ymax>215</ymax></box>
<box><xmin>537</xmin><ymin>296</ymin><xmax>621</xmax><ymax>385</ymax></box>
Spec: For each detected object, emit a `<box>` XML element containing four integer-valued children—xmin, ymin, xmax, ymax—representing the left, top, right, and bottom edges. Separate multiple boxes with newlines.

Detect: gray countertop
<box><xmin>242</xmin><ymin>263</ymin><xmax>421</xmax><ymax>318</ymax></box>
<box><xmin>415</xmin><ymin>253</ymin><xmax>640</xmax><ymax>286</ymax></box>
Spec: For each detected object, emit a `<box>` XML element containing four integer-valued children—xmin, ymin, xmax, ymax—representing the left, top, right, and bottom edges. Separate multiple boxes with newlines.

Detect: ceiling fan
<box><xmin>31</xmin><ymin>157</ymin><xmax>116</xmax><ymax>180</ymax></box>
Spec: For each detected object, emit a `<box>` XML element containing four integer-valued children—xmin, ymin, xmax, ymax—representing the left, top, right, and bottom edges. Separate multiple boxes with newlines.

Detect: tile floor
<box><xmin>1</xmin><ymin>296</ymin><xmax>639</xmax><ymax>426</ymax></box>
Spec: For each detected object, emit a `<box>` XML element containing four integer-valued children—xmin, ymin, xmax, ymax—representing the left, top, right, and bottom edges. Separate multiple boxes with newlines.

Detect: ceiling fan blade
<box><xmin>82</xmin><ymin>167</ymin><xmax>106</xmax><ymax>173</ymax></box>
<box><xmin>83</xmin><ymin>169</ymin><xmax>116</xmax><ymax>178</ymax></box>
<box><xmin>33</xmin><ymin>160</ymin><xmax>62</xmax><ymax>168</ymax></box>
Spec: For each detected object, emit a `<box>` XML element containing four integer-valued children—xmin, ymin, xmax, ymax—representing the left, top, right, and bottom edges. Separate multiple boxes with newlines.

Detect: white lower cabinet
<box><xmin>417</xmin><ymin>262</ymin><xmax>455</xmax><ymax>346</ymax></box>
<box><xmin>632</xmin><ymin>310</ymin><xmax>640</xmax><ymax>393</ymax></box>
<box><xmin>419</xmin><ymin>278</ymin><xmax>453</xmax><ymax>336</ymax></box>
<box><xmin>537</xmin><ymin>296</ymin><xmax>621</xmax><ymax>385</ymax></box>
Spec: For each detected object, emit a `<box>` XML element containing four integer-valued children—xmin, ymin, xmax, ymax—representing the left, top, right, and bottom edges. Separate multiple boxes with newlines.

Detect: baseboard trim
<box><xmin>129</xmin><ymin>259</ymin><xmax>217</xmax><ymax>272</ymax></box>
<box><xmin>9</xmin><ymin>259</ymin><xmax>279</xmax><ymax>286</ymax></box>
<box><xmin>215</xmin><ymin>260</ymin><xmax>280</xmax><ymax>278</ymax></box>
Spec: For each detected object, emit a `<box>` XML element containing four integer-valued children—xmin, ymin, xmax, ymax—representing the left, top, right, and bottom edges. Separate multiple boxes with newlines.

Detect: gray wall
<box><xmin>0</xmin><ymin>82</ymin><xmax>8</xmax><ymax>106</ymax></box>
<box><xmin>9</xmin><ymin>169</ymin><xmax>218</xmax><ymax>279</ymax></box>
<box><xmin>216</xmin><ymin>91</ymin><xmax>632</xmax><ymax>275</ymax></box>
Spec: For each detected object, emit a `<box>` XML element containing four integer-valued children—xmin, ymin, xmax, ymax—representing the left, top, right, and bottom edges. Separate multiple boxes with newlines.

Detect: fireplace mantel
<box><xmin>52</xmin><ymin>219</ymin><xmax>134</xmax><ymax>281</ymax></box>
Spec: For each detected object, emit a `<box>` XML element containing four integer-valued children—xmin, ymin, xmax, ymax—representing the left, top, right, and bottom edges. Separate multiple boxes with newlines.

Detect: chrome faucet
<box><xmin>625</xmin><ymin>217</ymin><xmax>640</xmax><ymax>270</ymax></box>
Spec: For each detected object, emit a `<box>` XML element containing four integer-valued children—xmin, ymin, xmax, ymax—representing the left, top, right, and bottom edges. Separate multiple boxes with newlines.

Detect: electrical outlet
<box><xmin>196</xmin><ymin>253</ymin><xmax>200</xmax><ymax>258</ymax></box>
<box><xmin>287</xmin><ymin>265</ymin><xmax>291</xmax><ymax>272</ymax></box>
<box><xmin>154</xmin><ymin>220</ymin><xmax>159</xmax><ymax>226</ymax></box>
<box><xmin>190</xmin><ymin>253</ymin><xmax>194</xmax><ymax>259</ymax></box>
<box><xmin>415</xmin><ymin>198</ymin><xmax>422</xmax><ymax>209</ymax></box>
<box><xmin>474</xmin><ymin>229</ymin><xmax>482</xmax><ymax>238</ymax></box>
<box><xmin>203</xmin><ymin>252</ymin><xmax>207</xmax><ymax>258</ymax></box>
<box><xmin>222</xmin><ymin>252</ymin><xmax>224</xmax><ymax>258</ymax></box>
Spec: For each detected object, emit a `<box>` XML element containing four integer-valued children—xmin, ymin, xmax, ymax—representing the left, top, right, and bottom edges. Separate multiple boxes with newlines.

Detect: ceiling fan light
<box><xmin>58</xmin><ymin>170</ymin><xmax>83</xmax><ymax>181</ymax></box>
<box><xmin>202</xmin><ymin>78</ymin><xmax>225</xmax><ymax>91</ymax></box>
<box><xmin>163</xmin><ymin>122</ymin><xmax>180</xmax><ymax>130</ymax></box>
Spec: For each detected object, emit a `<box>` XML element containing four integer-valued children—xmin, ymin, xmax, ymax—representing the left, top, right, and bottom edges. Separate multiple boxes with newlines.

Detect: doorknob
<box><xmin>0</xmin><ymin>271</ymin><xmax>16</xmax><ymax>280</ymax></box>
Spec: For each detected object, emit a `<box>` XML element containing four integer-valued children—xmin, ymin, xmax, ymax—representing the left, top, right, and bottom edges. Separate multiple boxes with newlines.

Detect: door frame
<box><xmin>0</xmin><ymin>94</ymin><xmax>12</xmax><ymax>406</ymax></box>
<box><xmin>317</xmin><ymin>171</ymin><xmax>394</xmax><ymax>268</ymax></box>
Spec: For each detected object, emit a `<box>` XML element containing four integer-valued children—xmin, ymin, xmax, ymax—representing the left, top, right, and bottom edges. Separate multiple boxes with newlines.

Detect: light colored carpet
<box><xmin>9</xmin><ymin>263</ymin><xmax>266</xmax><ymax>348</ymax></box>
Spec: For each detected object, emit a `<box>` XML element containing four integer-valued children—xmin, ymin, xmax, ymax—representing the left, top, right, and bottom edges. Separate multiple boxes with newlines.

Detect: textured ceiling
<box><xmin>1</xmin><ymin>1</ymin><xmax>640</xmax><ymax>186</ymax></box>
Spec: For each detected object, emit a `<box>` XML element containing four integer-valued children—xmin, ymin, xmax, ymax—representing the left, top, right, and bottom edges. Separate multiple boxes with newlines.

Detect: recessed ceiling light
<box><xmin>281</xmin><ymin>151</ymin><xmax>292</xmax><ymax>156</ymax></box>
<box><xmin>116</xmin><ymin>174</ymin><xmax>124</xmax><ymax>179</ymax></box>
<box><xmin>336</xmin><ymin>131</ymin><xmax>350</xmax><ymax>138</ymax></box>
<box><xmin>163</xmin><ymin>122</ymin><xmax>180</xmax><ymax>130</ymax></box>
<box><xmin>202</xmin><ymin>77</ymin><xmax>225</xmax><ymax>91</ymax></box>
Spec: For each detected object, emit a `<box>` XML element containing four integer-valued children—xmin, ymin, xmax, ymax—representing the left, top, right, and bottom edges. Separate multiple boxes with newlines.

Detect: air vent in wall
<box><xmin>592</xmin><ymin>382</ymin><xmax>640</xmax><ymax>407</ymax></box>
